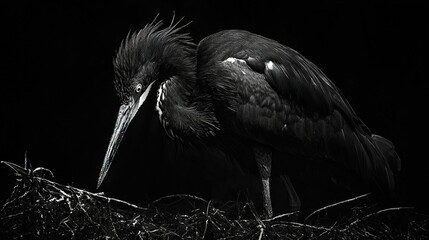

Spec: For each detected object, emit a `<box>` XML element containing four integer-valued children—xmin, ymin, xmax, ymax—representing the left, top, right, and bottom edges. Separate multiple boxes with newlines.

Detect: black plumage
<box><xmin>97</xmin><ymin>18</ymin><xmax>400</xmax><ymax>218</ymax></box>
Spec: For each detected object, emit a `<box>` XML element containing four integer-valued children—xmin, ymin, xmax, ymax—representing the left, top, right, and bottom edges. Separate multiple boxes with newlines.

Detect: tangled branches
<box><xmin>0</xmin><ymin>161</ymin><xmax>427</xmax><ymax>239</ymax></box>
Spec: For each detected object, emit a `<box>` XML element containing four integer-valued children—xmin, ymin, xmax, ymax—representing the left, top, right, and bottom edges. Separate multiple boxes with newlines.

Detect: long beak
<box><xmin>97</xmin><ymin>82</ymin><xmax>154</xmax><ymax>189</ymax></box>
<box><xmin>97</xmin><ymin>81</ymin><xmax>156</xmax><ymax>189</ymax></box>
<box><xmin>97</xmin><ymin>100</ymin><xmax>139</xmax><ymax>189</ymax></box>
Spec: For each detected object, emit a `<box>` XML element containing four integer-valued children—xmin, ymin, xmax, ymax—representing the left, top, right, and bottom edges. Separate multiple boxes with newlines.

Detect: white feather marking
<box><xmin>224</xmin><ymin>57</ymin><xmax>246</xmax><ymax>64</ymax></box>
<box><xmin>225</xmin><ymin>57</ymin><xmax>236</xmax><ymax>63</ymax></box>
<box><xmin>266</xmin><ymin>61</ymin><xmax>274</xmax><ymax>70</ymax></box>
<box><xmin>155</xmin><ymin>83</ymin><xmax>164</xmax><ymax>122</ymax></box>
<box><xmin>137</xmin><ymin>81</ymin><xmax>156</xmax><ymax>109</ymax></box>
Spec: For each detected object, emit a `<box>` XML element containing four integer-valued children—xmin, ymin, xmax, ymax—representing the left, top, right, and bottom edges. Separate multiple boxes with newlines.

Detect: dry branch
<box><xmin>1</xmin><ymin>161</ymin><xmax>427</xmax><ymax>240</ymax></box>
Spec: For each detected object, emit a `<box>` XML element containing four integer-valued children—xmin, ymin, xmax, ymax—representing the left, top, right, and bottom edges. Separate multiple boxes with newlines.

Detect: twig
<box><xmin>345</xmin><ymin>206</ymin><xmax>415</xmax><ymax>230</ymax></box>
<box><xmin>272</xmin><ymin>221</ymin><xmax>331</xmax><ymax>231</ymax></box>
<box><xmin>304</xmin><ymin>193</ymin><xmax>371</xmax><ymax>223</ymax></box>
<box><xmin>151</xmin><ymin>194</ymin><xmax>208</xmax><ymax>205</ymax></box>
<box><xmin>1</xmin><ymin>161</ymin><xmax>29</xmax><ymax>176</ymax></box>
<box><xmin>202</xmin><ymin>200</ymin><xmax>211</xmax><ymax>239</ymax></box>
<box><xmin>263</xmin><ymin>211</ymin><xmax>299</xmax><ymax>222</ymax></box>
<box><xmin>106</xmin><ymin>197</ymin><xmax>120</xmax><ymax>239</ymax></box>
<box><xmin>257</xmin><ymin>224</ymin><xmax>264</xmax><ymax>240</ymax></box>
<box><xmin>247</xmin><ymin>202</ymin><xmax>265</xmax><ymax>228</ymax></box>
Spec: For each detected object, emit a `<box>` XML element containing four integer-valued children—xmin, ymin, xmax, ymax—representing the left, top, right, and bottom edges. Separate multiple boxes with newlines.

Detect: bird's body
<box><xmin>97</xmin><ymin>19</ymin><xmax>400</xmax><ymax>218</ymax></box>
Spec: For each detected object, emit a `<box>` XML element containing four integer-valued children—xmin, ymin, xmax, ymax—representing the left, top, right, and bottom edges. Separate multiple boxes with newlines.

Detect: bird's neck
<box><xmin>155</xmin><ymin>76</ymin><xmax>219</xmax><ymax>141</ymax></box>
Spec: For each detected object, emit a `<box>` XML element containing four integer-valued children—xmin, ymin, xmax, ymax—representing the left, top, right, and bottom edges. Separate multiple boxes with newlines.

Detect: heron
<box><xmin>97</xmin><ymin>18</ymin><xmax>400</xmax><ymax>218</ymax></box>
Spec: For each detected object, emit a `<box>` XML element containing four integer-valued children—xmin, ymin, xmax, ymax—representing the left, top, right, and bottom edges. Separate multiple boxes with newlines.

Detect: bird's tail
<box><xmin>370</xmin><ymin>134</ymin><xmax>401</xmax><ymax>194</ymax></box>
<box><xmin>354</xmin><ymin>132</ymin><xmax>401</xmax><ymax>199</ymax></box>
<box><xmin>324</xmin><ymin>117</ymin><xmax>401</xmax><ymax>200</ymax></box>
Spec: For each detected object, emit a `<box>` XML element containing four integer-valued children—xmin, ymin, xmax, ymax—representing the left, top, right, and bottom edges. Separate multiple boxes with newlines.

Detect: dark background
<box><xmin>2</xmin><ymin>1</ymin><xmax>428</xmax><ymax>213</ymax></box>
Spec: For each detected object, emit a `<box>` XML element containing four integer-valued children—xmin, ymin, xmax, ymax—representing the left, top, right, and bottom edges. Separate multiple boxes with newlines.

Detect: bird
<box><xmin>97</xmin><ymin>17</ymin><xmax>401</xmax><ymax>218</ymax></box>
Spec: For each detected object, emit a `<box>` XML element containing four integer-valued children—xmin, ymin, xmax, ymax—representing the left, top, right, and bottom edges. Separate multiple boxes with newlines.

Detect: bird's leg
<box><xmin>253</xmin><ymin>145</ymin><xmax>273</xmax><ymax>218</ymax></box>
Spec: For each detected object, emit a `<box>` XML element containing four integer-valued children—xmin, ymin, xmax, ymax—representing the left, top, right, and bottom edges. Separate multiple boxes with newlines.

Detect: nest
<box><xmin>0</xmin><ymin>161</ymin><xmax>427</xmax><ymax>240</ymax></box>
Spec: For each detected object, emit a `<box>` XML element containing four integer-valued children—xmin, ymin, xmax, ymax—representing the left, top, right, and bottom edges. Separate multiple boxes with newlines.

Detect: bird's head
<box><xmin>97</xmin><ymin>18</ymin><xmax>196</xmax><ymax>188</ymax></box>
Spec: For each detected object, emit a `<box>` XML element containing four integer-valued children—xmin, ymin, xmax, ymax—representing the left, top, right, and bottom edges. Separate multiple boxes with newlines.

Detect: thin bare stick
<box><xmin>304</xmin><ymin>193</ymin><xmax>371</xmax><ymax>223</ymax></box>
<box><xmin>202</xmin><ymin>200</ymin><xmax>211</xmax><ymax>239</ymax></box>
<box><xmin>345</xmin><ymin>207</ymin><xmax>414</xmax><ymax>230</ymax></box>
<box><xmin>263</xmin><ymin>211</ymin><xmax>299</xmax><ymax>222</ymax></box>
<box><xmin>151</xmin><ymin>194</ymin><xmax>208</xmax><ymax>205</ymax></box>
<box><xmin>257</xmin><ymin>224</ymin><xmax>265</xmax><ymax>240</ymax></box>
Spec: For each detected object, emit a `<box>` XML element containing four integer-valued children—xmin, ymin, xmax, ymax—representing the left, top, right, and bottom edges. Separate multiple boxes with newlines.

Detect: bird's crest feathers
<box><xmin>113</xmin><ymin>15</ymin><xmax>195</xmax><ymax>103</ymax></box>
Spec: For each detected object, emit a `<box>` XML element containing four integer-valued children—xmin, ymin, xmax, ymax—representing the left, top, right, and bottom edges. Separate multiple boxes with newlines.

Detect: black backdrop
<box><xmin>2</xmin><ymin>1</ymin><xmax>428</xmax><ymax>213</ymax></box>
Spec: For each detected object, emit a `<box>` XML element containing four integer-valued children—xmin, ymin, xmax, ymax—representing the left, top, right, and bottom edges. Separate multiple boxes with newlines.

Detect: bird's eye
<box><xmin>135</xmin><ymin>83</ymin><xmax>142</xmax><ymax>93</ymax></box>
